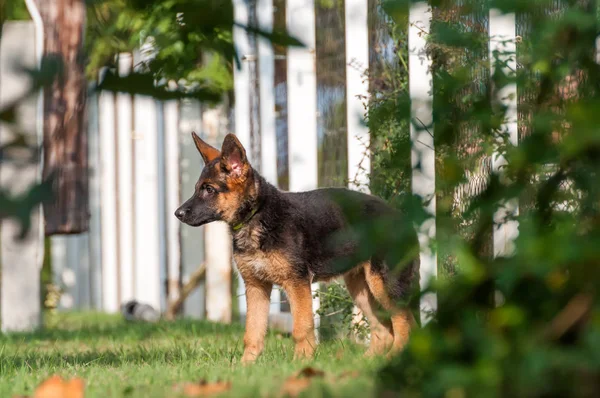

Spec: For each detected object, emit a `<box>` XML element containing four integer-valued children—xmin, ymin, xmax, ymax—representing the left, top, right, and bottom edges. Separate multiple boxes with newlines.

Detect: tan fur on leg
<box><xmin>344</xmin><ymin>267</ymin><xmax>394</xmax><ymax>356</ymax></box>
<box><xmin>241</xmin><ymin>279</ymin><xmax>272</xmax><ymax>364</ymax></box>
<box><xmin>282</xmin><ymin>280</ymin><xmax>316</xmax><ymax>360</ymax></box>
<box><xmin>363</xmin><ymin>262</ymin><xmax>413</xmax><ymax>357</ymax></box>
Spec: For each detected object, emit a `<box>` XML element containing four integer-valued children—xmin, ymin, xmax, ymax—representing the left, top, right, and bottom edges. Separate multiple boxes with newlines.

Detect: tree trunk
<box><xmin>35</xmin><ymin>0</ymin><xmax>88</xmax><ymax>235</ymax></box>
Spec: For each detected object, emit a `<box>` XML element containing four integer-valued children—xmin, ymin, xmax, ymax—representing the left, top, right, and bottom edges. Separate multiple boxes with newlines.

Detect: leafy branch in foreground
<box><xmin>86</xmin><ymin>0</ymin><xmax>303</xmax><ymax>99</ymax></box>
<box><xmin>373</xmin><ymin>1</ymin><xmax>600</xmax><ymax>396</ymax></box>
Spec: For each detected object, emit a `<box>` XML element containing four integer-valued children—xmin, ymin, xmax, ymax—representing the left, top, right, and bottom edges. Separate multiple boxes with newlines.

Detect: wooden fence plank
<box><xmin>87</xmin><ymin>91</ymin><xmax>103</xmax><ymax>309</ymax></box>
<box><xmin>286</xmin><ymin>0</ymin><xmax>320</xmax><ymax>337</ymax></box>
<box><xmin>257</xmin><ymin>0</ymin><xmax>284</xmax><ymax>318</ymax></box>
<box><xmin>345</xmin><ymin>0</ymin><xmax>370</xmax><ymax>193</ymax></box>
<box><xmin>409</xmin><ymin>2</ymin><xmax>437</xmax><ymax>324</ymax></box>
<box><xmin>203</xmin><ymin>103</ymin><xmax>233</xmax><ymax>323</ymax></box>
<box><xmin>164</xmin><ymin>100</ymin><xmax>182</xmax><ymax>306</ymax></box>
<box><xmin>233</xmin><ymin>0</ymin><xmax>252</xmax><ymax>320</ymax></box>
<box><xmin>345</xmin><ymin>0</ymin><xmax>370</xmax><ymax>339</ymax></box>
<box><xmin>178</xmin><ymin>100</ymin><xmax>206</xmax><ymax>319</ymax></box>
<box><xmin>98</xmin><ymin>77</ymin><xmax>119</xmax><ymax>313</ymax></box>
<box><xmin>489</xmin><ymin>10</ymin><xmax>518</xmax><ymax>259</ymax></box>
<box><xmin>116</xmin><ymin>53</ymin><xmax>135</xmax><ymax>303</ymax></box>
<box><xmin>133</xmin><ymin>92</ymin><xmax>162</xmax><ymax>310</ymax></box>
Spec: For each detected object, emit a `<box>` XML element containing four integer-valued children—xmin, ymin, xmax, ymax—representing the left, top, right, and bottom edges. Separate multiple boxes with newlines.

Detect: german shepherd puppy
<box><xmin>175</xmin><ymin>132</ymin><xmax>419</xmax><ymax>364</ymax></box>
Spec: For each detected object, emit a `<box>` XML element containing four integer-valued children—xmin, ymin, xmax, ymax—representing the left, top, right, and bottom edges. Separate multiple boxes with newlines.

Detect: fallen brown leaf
<box><xmin>33</xmin><ymin>375</ymin><xmax>63</xmax><ymax>398</ymax></box>
<box><xmin>280</xmin><ymin>378</ymin><xmax>312</xmax><ymax>398</ymax></box>
<box><xmin>336</xmin><ymin>370</ymin><xmax>361</xmax><ymax>381</ymax></box>
<box><xmin>64</xmin><ymin>379</ymin><xmax>85</xmax><ymax>398</ymax></box>
<box><xmin>294</xmin><ymin>367</ymin><xmax>325</xmax><ymax>379</ymax></box>
<box><xmin>32</xmin><ymin>375</ymin><xmax>85</xmax><ymax>398</ymax></box>
<box><xmin>280</xmin><ymin>367</ymin><xmax>325</xmax><ymax>398</ymax></box>
<box><xmin>174</xmin><ymin>380</ymin><xmax>231</xmax><ymax>397</ymax></box>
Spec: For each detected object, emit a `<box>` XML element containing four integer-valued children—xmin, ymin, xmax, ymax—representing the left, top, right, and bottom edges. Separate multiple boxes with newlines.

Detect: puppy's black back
<box><xmin>253</xmin><ymin>178</ymin><xmax>418</xmax><ymax>299</ymax></box>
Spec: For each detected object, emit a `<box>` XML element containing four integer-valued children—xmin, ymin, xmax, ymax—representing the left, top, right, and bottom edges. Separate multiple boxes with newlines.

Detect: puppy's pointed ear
<box><xmin>192</xmin><ymin>132</ymin><xmax>220</xmax><ymax>164</ymax></box>
<box><xmin>220</xmin><ymin>133</ymin><xmax>249</xmax><ymax>177</ymax></box>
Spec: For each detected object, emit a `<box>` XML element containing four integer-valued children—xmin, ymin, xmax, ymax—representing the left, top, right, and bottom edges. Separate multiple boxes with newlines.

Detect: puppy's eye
<box><xmin>204</xmin><ymin>185</ymin><xmax>216</xmax><ymax>194</ymax></box>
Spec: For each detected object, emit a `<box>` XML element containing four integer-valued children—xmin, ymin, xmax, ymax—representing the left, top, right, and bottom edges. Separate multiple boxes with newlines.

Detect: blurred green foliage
<box><xmin>371</xmin><ymin>0</ymin><xmax>600</xmax><ymax>396</ymax></box>
<box><xmin>0</xmin><ymin>0</ymin><xmax>30</xmax><ymax>23</ymax></box>
<box><xmin>87</xmin><ymin>0</ymin><xmax>302</xmax><ymax>101</ymax></box>
<box><xmin>87</xmin><ymin>0</ymin><xmax>235</xmax><ymax>101</ymax></box>
<box><xmin>316</xmin><ymin>281</ymin><xmax>369</xmax><ymax>341</ymax></box>
<box><xmin>368</xmin><ymin>3</ymin><xmax>412</xmax><ymax>205</ymax></box>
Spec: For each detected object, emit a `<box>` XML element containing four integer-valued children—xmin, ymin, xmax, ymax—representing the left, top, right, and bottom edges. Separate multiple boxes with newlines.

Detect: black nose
<box><xmin>175</xmin><ymin>208</ymin><xmax>188</xmax><ymax>220</ymax></box>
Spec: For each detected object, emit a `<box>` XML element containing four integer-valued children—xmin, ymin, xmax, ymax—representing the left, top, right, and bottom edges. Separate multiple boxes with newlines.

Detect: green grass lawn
<box><xmin>0</xmin><ymin>312</ymin><xmax>385</xmax><ymax>397</ymax></box>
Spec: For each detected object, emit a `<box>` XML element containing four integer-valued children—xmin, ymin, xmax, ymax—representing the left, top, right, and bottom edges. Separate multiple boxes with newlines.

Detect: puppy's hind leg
<box><xmin>363</xmin><ymin>261</ymin><xmax>416</xmax><ymax>357</ymax></box>
<box><xmin>344</xmin><ymin>266</ymin><xmax>394</xmax><ymax>357</ymax></box>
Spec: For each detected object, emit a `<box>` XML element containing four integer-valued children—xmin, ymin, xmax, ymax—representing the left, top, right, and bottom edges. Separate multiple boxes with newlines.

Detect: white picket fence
<box><xmin>0</xmin><ymin>0</ymin><xmax>521</xmax><ymax>331</ymax></box>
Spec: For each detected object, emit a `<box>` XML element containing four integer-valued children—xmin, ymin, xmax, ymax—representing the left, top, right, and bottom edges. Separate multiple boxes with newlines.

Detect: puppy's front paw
<box><xmin>293</xmin><ymin>341</ymin><xmax>315</xmax><ymax>360</ymax></box>
<box><xmin>241</xmin><ymin>352</ymin><xmax>258</xmax><ymax>365</ymax></box>
<box><xmin>240</xmin><ymin>340</ymin><xmax>264</xmax><ymax>365</ymax></box>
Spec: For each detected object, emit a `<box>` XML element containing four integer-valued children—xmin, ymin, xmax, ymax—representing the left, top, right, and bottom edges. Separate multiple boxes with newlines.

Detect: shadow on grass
<box><xmin>0</xmin><ymin>313</ymin><xmax>250</xmax><ymax>371</ymax></box>
<box><xmin>1</xmin><ymin>342</ymin><xmax>243</xmax><ymax>371</ymax></box>
<box><xmin>0</xmin><ymin>312</ymin><xmax>244</xmax><ymax>343</ymax></box>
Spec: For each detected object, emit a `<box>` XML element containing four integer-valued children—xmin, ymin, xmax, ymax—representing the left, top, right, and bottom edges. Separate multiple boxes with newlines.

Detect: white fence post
<box><xmin>98</xmin><ymin>72</ymin><xmax>119</xmax><ymax>313</ymax></box>
<box><xmin>257</xmin><ymin>0</ymin><xmax>283</xmax><ymax>317</ymax></box>
<box><xmin>133</xmin><ymin>46</ymin><xmax>162</xmax><ymax>310</ymax></box>
<box><xmin>345</xmin><ymin>0</ymin><xmax>370</xmax><ymax>193</ymax></box>
<box><xmin>116</xmin><ymin>53</ymin><xmax>136</xmax><ymax>303</ymax></box>
<box><xmin>345</xmin><ymin>0</ymin><xmax>370</xmax><ymax>337</ymax></box>
<box><xmin>87</xmin><ymin>91</ymin><xmax>103</xmax><ymax>309</ymax></box>
<box><xmin>157</xmin><ymin>101</ymin><xmax>169</xmax><ymax>311</ymax></box>
<box><xmin>0</xmin><ymin>21</ymin><xmax>44</xmax><ymax>331</ymax></box>
<box><xmin>489</xmin><ymin>9</ymin><xmax>518</xmax><ymax>259</ymax></box>
<box><xmin>203</xmin><ymin>104</ymin><xmax>233</xmax><ymax>323</ymax></box>
<box><xmin>286</xmin><ymin>0</ymin><xmax>320</xmax><ymax>336</ymax></box>
<box><xmin>597</xmin><ymin>31</ymin><xmax>600</xmax><ymax>64</ymax></box>
<box><xmin>132</xmin><ymin>93</ymin><xmax>162</xmax><ymax>310</ymax></box>
<box><xmin>178</xmin><ymin>100</ymin><xmax>206</xmax><ymax>318</ymax></box>
<box><xmin>164</xmin><ymin>100</ymin><xmax>181</xmax><ymax>305</ymax></box>
<box><xmin>233</xmin><ymin>0</ymin><xmax>252</xmax><ymax>321</ymax></box>
<box><xmin>72</xmin><ymin>236</ymin><xmax>91</xmax><ymax>308</ymax></box>
<box><xmin>51</xmin><ymin>234</ymin><xmax>91</xmax><ymax>310</ymax></box>
<box><xmin>233</xmin><ymin>0</ymin><xmax>252</xmax><ymax>154</ymax></box>
<box><xmin>409</xmin><ymin>2</ymin><xmax>437</xmax><ymax>325</ymax></box>
<box><xmin>258</xmin><ymin>0</ymin><xmax>278</xmax><ymax>188</ymax></box>
<box><xmin>204</xmin><ymin>218</ymin><xmax>232</xmax><ymax>323</ymax></box>
<box><xmin>51</xmin><ymin>238</ymin><xmax>69</xmax><ymax>308</ymax></box>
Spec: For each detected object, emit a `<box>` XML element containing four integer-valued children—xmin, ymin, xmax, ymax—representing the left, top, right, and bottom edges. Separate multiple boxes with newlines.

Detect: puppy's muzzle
<box><xmin>174</xmin><ymin>207</ymin><xmax>189</xmax><ymax>221</ymax></box>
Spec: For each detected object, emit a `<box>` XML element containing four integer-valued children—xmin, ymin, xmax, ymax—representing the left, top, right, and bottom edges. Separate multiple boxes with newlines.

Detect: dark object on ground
<box><xmin>121</xmin><ymin>300</ymin><xmax>160</xmax><ymax>323</ymax></box>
